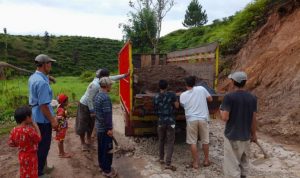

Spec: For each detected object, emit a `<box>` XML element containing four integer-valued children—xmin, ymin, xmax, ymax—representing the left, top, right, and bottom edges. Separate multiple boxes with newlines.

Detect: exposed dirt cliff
<box><xmin>220</xmin><ymin>1</ymin><xmax>300</xmax><ymax>144</ymax></box>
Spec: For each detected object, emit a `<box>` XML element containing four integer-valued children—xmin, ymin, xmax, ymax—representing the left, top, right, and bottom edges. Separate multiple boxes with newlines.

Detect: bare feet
<box><xmin>59</xmin><ymin>152</ymin><xmax>72</xmax><ymax>158</ymax></box>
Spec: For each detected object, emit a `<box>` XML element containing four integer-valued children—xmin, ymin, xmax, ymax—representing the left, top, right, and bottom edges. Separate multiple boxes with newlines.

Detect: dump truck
<box><xmin>118</xmin><ymin>41</ymin><xmax>223</xmax><ymax>136</ymax></box>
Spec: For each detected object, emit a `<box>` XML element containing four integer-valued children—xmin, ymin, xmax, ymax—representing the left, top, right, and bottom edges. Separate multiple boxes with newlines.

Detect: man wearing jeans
<box><xmin>154</xmin><ymin>80</ymin><xmax>179</xmax><ymax>171</ymax></box>
<box><xmin>29</xmin><ymin>54</ymin><xmax>58</xmax><ymax>177</ymax></box>
<box><xmin>220</xmin><ymin>71</ymin><xmax>257</xmax><ymax>178</ymax></box>
<box><xmin>180</xmin><ymin>76</ymin><xmax>212</xmax><ymax>169</ymax></box>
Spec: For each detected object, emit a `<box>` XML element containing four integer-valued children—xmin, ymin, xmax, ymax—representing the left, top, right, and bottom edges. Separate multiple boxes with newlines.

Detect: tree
<box><xmin>72</xmin><ymin>49</ymin><xmax>80</xmax><ymax>64</ymax></box>
<box><xmin>44</xmin><ymin>31</ymin><xmax>50</xmax><ymax>50</ymax></box>
<box><xmin>121</xmin><ymin>7</ymin><xmax>157</xmax><ymax>53</ymax></box>
<box><xmin>122</xmin><ymin>0</ymin><xmax>175</xmax><ymax>53</ymax></box>
<box><xmin>182</xmin><ymin>0</ymin><xmax>208</xmax><ymax>28</ymax></box>
<box><xmin>3</xmin><ymin>28</ymin><xmax>8</xmax><ymax>62</ymax></box>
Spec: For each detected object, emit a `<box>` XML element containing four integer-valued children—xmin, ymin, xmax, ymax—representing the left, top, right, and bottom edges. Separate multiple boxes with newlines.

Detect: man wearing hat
<box><xmin>94</xmin><ymin>77</ymin><xmax>117</xmax><ymax>177</ymax></box>
<box><xmin>28</xmin><ymin>54</ymin><xmax>58</xmax><ymax>177</ymax></box>
<box><xmin>76</xmin><ymin>68</ymin><xmax>129</xmax><ymax>151</ymax></box>
<box><xmin>220</xmin><ymin>71</ymin><xmax>257</xmax><ymax>178</ymax></box>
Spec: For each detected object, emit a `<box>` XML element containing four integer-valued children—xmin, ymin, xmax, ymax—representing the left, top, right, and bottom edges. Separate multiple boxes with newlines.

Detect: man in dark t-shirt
<box><xmin>154</xmin><ymin>80</ymin><xmax>179</xmax><ymax>171</ymax></box>
<box><xmin>220</xmin><ymin>71</ymin><xmax>257</xmax><ymax>178</ymax></box>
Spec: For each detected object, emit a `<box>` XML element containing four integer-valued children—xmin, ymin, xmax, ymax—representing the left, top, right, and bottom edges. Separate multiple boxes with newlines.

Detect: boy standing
<box><xmin>94</xmin><ymin>77</ymin><xmax>117</xmax><ymax>177</ymax></box>
<box><xmin>153</xmin><ymin>80</ymin><xmax>179</xmax><ymax>171</ymax></box>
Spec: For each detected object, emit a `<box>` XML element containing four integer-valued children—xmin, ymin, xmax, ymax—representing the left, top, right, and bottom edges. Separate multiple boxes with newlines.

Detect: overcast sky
<box><xmin>0</xmin><ymin>0</ymin><xmax>253</xmax><ymax>40</ymax></box>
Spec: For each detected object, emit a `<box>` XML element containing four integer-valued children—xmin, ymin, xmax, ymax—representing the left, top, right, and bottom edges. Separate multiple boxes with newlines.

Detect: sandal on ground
<box><xmin>43</xmin><ymin>166</ymin><xmax>54</xmax><ymax>174</ymax></box>
<box><xmin>185</xmin><ymin>163</ymin><xmax>199</xmax><ymax>169</ymax></box>
<box><xmin>203</xmin><ymin>161</ymin><xmax>211</xmax><ymax>167</ymax></box>
<box><xmin>157</xmin><ymin>159</ymin><xmax>165</xmax><ymax>164</ymax></box>
<box><xmin>59</xmin><ymin>153</ymin><xmax>72</xmax><ymax>158</ymax></box>
<box><xmin>165</xmin><ymin>165</ymin><xmax>177</xmax><ymax>171</ymax></box>
<box><xmin>102</xmin><ymin>169</ymin><xmax>118</xmax><ymax>178</ymax></box>
<box><xmin>81</xmin><ymin>144</ymin><xmax>89</xmax><ymax>151</ymax></box>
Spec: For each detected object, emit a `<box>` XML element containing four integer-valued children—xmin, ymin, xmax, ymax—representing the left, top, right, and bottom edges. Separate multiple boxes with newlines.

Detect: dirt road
<box><xmin>1</xmin><ymin>105</ymin><xmax>300</xmax><ymax>178</ymax></box>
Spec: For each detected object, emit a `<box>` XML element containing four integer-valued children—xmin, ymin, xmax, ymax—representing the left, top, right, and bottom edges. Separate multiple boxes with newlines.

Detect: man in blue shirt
<box><xmin>29</xmin><ymin>54</ymin><xmax>58</xmax><ymax>177</ymax></box>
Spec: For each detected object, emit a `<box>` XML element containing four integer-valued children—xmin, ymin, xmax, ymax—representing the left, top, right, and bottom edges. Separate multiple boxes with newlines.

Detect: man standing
<box><xmin>153</xmin><ymin>80</ymin><xmax>179</xmax><ymax>171</ymax></box>
<box><xmin>180</xmin><ymin>76</ymin><xmax>212</xmax><ymax>169</ymax></box>
<box><xmin>76</xmin><ymin>68</ymin><xmax>128</xmax><ymax>151</ymax></box>
<box><xmin>94</xmin><ymin>77</ymin><xmax>117</xmax><ymax>177</ymax></box>
<box><xmin>29</xmin><ymin>54</ymin><xmax>58</xmax><ymax>177</ymax></box>
<box><xmin>220</xmin><ymin>71</ymin><xmax>257</xmax><ymax>178</ymax></box>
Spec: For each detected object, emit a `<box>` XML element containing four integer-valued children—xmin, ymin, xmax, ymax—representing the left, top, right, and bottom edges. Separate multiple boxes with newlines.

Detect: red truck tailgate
<box><xmin>118</xmin><ymin>41</ymin><xmax>132</xmax><ymax>114</ymax></box>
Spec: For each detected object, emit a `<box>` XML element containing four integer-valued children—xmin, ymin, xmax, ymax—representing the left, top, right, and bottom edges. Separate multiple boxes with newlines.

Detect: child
<box><xmin>8</xmin><ymin>106</ymin><xmax>41</xmax><ymax>178</ymax></box>
<box><xmin>55</xmin><ymin>93</ymin><xmax>72</xmax><ymax>158</ymax></box>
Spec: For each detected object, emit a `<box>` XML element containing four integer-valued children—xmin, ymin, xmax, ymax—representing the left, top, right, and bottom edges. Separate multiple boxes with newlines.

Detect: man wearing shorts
<box><xmin>180</xmin><ymin>76</ymin><xmax>212</xmax><ymax>169</ymax></box>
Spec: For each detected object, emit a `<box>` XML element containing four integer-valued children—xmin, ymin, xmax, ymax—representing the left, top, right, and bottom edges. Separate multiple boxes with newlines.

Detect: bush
<box><xmin>79</xmin><ymin>70</ymin><xmax>94</xmax><ymax>82</ymax></box>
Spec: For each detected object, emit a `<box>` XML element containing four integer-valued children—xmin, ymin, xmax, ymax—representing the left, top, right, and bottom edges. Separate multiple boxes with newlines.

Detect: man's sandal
<box><xmin>185</xmin><ymin>163</ymin><xmax>199</xmax><ymax>169</ymax></box>
<box><xmin>203</xmin><ymin>161</ymin><xmax>211</xmax><ymax>167</ymax></box>
<box><xmin>102</xmin><ymin>169</ymin><xmax>117</xmax><ymax>178</ymax></box>
<box><xmin>81</xmin><ymin>144</ymin><xmax>89</xmax><ymax>152</ymax></box>
<box><xmin>156</xmin><ymin>159</ymin><xmax>165</xmax><ymax>164</ymax></box>
<box><xmin>59</xmin><ymin>153</ymin><xmax>72</xmax><ymax>158</ymax></box>
<box><xmin>165</xmin><ymin>165</ymin><xmax>177</xmax><ymax>171</ymax></box>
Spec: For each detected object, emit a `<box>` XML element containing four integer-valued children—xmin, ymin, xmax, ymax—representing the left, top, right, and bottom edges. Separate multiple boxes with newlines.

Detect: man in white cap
<box><xmin>94</xmin><ymin>77</ymin><xmax>117</xmax><ymax>177</ymax></box>
<box><xmin>28</xmin><ymin>54</ymin><xmax>58</xmax><ymax>177</ymax></box>
<box><xmin>220</xmin><ymin>71</ymin><xmax>257</xmax><ymax>178</ymax></box>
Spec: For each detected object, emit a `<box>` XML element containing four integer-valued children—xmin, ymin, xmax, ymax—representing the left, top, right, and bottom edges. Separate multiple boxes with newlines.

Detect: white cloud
<box><xmin>0</xmin><ymin>0</ymin><xmax>254</xmax><ymax>39</ymax></box>
<box><xmin>0</xmin><ymin>3</ymin><xmax>126</xmax><ymax>39</ymax></box>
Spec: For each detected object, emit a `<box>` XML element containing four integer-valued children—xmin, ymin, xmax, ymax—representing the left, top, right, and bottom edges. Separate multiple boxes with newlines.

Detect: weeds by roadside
<box><xmin>0</xmin><ymin>75</ymin><xmax>120</xmax><ymax>134</ymax></box>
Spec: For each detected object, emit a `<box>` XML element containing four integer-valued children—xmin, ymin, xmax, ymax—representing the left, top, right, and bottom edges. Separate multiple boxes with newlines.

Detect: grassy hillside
<box><xmin>159</xmin><ymin>0</ymin><xmax>281</xmax><ymax>55</ymax></box>
<box><xmin>0</xmin><ymin>34</ymin><xmax>123</xmax><ymax>76</ymax></box>
<box><xmin>0</xmin><ymin>75</ymin><xmax>120</xmax><ymax>126</ymax></box>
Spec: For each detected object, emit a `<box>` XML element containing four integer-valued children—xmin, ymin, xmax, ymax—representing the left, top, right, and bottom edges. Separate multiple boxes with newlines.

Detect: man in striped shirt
<box><xmin>94</xmin><ymin>77</ymin><xmax>117</xmax><ymax>177</ymax></box>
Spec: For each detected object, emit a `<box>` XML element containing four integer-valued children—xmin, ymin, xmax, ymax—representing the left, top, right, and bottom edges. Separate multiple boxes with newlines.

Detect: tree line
<box><xmin>120</xmin><ymin>0</ymin><xmax>208</xmax><ymax>54</ymax></box>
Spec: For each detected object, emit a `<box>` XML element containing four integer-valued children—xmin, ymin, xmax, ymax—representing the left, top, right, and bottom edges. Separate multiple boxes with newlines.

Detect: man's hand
<box><xmin>107</xmin><ymin>129</ymin><xmax>113</xmax><ymax>137</ymax></box>
<box><xmin>48</xmin><ymin>75</ymin><xmax>56</xmax><ymax>84</ymax></box>
<box><xmin>32</xmin><ymin>122</ymin><xmax>41</xmax><ymax>136</ymax></box>
<box><xmin>125</xmin><ymin>69</ymin><xmax>130</xmax><ymax>77</ymax></box>
<box><xmin>90</xmin><ymin>113</ymin><xmax>96</xmax><ymax>118</ymax></box>
<box><xmin>251</xmin><ymin>134</ymin><xmax>257</xmax><ymax>143</ymax></box>
<box><xmin>51</xmin><ymin>118</ymin><xmax>59</xmax><ymax>131</ymax></box>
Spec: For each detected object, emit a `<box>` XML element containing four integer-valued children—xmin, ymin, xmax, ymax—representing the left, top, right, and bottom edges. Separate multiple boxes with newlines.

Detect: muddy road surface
<box><xmin>1</xmin><ymin>105</ymin><xmax>300</xmax><ymax>178</ymax></box>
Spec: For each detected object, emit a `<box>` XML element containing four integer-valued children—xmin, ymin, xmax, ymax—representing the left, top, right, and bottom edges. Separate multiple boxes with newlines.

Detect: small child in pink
<box><xmin>55</xmin><ymin>93</ymin><xmax>72</xmax><ymax>158</ymax></box>
<box><xmin>8</xmin><ymin>106</ymin><xmax>41</xmax><ymax>178</ymax></box>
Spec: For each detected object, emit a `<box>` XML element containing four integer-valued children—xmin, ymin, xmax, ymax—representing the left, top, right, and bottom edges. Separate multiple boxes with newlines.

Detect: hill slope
<box><xmin>220</xmin><ymin>1</ymin><xmax>300</xmax><ymax>144</ymax></box>
<box><xmin>0</xmin><ymin>35</ymin><xmax>123</xmax><ymax>76</ymax></box>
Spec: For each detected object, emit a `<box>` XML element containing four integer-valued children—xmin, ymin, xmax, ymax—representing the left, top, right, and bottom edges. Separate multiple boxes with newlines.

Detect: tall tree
<box><xmin>122</xmin><ymin>0</ymin><xmax>175</xmax><ymax>53</ymax></box>
<box><xmin>183</xmin><ymin>0</ymin><xmax>208</xmax><ymax>28</ymax></box>
<box><xmin>122</xmin><ymin>7</ymin><xmax>157</xmax><ymax>53</ymax></box>
<box><xmin>3</xmin><ymin>28</ymin><xmax>8</xmax><ymax>62</ymax></box>
<box><xmin>44</xmin><ymin>31</ymin><xmax>50</xmax><ymax>50</ymax></box>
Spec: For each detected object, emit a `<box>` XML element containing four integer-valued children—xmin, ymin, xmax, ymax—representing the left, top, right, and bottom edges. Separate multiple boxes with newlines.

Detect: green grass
<box><xmin>159</xmin><ymin>0</ymin><xmax>270</xmax><ymax>55</ymax></box>
<box><xmin>0</xmin><ymin>76</ymin><xmax>121</xmax><ymax>134</ymax></box>
<box><xmin>0</xmin><ymin>35</ymin><xmax>123</xmax><ymax>76</ymax></box>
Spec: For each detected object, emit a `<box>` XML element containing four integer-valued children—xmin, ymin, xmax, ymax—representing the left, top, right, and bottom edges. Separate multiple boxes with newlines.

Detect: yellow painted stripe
<box><xmin>214</xmin><ymin>45</ymin><xmax>220</xmax><ymax>91</ymax></box>
<box><xmin>129</xmin><ymin>41</ymin><xmax>133</xmax><ymax>121</ymax></box>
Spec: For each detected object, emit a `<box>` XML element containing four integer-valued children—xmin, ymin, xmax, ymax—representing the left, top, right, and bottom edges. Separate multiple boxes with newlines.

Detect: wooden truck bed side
<box><xmin>119</xmin><ymin>41</ymin><xmax>223</xmax><ymax>136</ymax></box>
